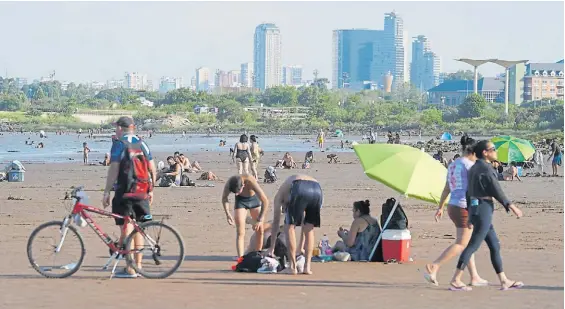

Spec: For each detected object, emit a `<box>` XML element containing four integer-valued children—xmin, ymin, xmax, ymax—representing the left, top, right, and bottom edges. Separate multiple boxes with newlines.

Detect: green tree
<box><xmin>420</xmin><ymin>108</ymin><xmax>444</xmax><ymax>126</ymax></box>
<box><xmin>444</xmin><ymin>70</ymin><xmax>482</xmax><ymax>81</ymax></box>
<box><xmin>458</xmin><ymin>93</ymin><xmax>487</xmax><ymax>118</ymax></box>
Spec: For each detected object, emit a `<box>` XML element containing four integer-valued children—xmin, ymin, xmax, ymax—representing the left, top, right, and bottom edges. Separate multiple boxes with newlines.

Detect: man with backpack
<box><xmin>102</xmin><ymin>116</ymin><xmax>156</xmax><ymax>278</ymax></box>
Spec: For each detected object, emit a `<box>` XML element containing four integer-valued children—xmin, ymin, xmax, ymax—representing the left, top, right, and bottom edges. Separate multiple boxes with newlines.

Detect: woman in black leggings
<box><xmin>449</xmin><ymin>140</ymin><xmax>524</xmax><ymax>291</ymax></box>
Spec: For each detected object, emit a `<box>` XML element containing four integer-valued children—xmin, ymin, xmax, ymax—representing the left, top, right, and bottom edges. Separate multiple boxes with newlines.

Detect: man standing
<box><xmin>102</xmin><ymin>116</ymin><xmax>157</xmax><ymax>278</ymax></box>
<box><xmin>268</xmin><ymin>175</ymin><xmax>323</xmax><ymax>275</ymax></box>
<box><xmin>547</xmin><ymin>138</ymin><xmax>562</xmax><ymax>176</ymax></box>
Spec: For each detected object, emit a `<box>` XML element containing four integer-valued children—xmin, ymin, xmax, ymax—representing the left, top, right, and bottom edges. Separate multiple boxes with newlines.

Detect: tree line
<box><xmin>0</xmin><ymin>75</ymin><xmax>562</xmax><ymax>133</ymax></box>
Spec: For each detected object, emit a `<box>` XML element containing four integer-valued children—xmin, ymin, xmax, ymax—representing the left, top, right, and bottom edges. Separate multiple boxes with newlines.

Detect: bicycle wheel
<box><xmin>27</xmin><ymin>221</ymin><xmax>85</xmax><ymax>278</ymax></box>
<box><xmin>124</xmin><ymin>221</ymin><xmax>184</xmax><ymax>279</ymax></box>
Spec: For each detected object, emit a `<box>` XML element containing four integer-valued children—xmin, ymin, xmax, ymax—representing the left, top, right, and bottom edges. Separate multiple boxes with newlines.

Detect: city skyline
<box><xmin>0</xmin><ymin>1</ymin><xmax>563</xmax><ymax>84</ymax></box>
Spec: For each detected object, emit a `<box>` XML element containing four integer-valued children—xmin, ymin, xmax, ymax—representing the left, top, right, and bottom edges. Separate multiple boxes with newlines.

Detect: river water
<box><xmin>0</xmin><ymin>131</ymin><xmax>466</xmax><ymax>164</ymax></box>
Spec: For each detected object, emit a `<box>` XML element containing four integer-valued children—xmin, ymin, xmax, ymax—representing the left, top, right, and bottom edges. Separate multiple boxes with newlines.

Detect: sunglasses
<box><xmin>486</xmin><ymin>147</ymin><xmax>497</xmax><ymax>152</ymax></box>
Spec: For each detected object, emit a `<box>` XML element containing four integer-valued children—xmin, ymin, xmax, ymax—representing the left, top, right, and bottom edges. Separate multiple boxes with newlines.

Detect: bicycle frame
<box><xmin>69</xmin><ymin>199</ymin><xmax>145</xmax><ymax>255</ymax></box>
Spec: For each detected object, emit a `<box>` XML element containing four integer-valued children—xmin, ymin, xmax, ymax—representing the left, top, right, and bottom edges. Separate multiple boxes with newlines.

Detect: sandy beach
<box><xmin>0</xmin><ymin>151</ymin><xmax>563</xmax><ymax>309</ymax></box>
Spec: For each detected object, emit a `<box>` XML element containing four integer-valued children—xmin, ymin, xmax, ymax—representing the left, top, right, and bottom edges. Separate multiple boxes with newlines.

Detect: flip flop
<box><xmin>501</xmin><ymin>281</ymin><xmax>524</xmax><ymax>291</ymax></box>
<box><xmin>470</xmin><ymin>280</ymin><xmax>489</xmax><ymax>287</ymax></box>
<box><xmin>449</xmin><ymin>284</ymin><xmax>472</xmax><ymax>291</ymax></box>
<box><xmin>424</xmin><ymin>273</ymin><xmax>439</xmax><ymax>286</ymax></box>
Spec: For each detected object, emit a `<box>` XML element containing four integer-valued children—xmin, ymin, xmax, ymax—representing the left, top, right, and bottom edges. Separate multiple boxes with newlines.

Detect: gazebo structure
<box><xmin>455</xmin><ymin>58</ymin><xmax>528</xmax><ymax>116</ymax></box>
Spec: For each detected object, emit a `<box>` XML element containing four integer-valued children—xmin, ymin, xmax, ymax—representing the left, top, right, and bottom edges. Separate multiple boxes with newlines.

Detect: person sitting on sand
<box><xmin>246</xmin><ymin>221</ymin><xmax>285</xmax><ymax>254</ymax></box>
<box><xmin>502</xmin><ymin>161</ymin><xmax>522</xmax><ymax>181</ymax></box>
<box><xmin>99</xmin><ymin>153</ymin><xmax>110</xmax><ymax>166</ymax></box>
<box><xmin>178</xmin><ymin>153</ymin><xmax>202</xmax><ymax>173</ymax></box>
<box><xmin>305</xmin><ymin>151</ymin><xmax>314</xmax><ymax>164</ymax></box>
<box><xmin>36</xmin><ymin>142</ymin><xmax>44</xmax><ymax>149</ymax></box>
<box><xmin>492</xmin><ymin>161</ymin><xmax>504</xmax><ymax>180</ymax></box>
<box><xmin>433</xmin><ymin>150</ymin><xmax>448</xmax><ymax>168</ymax></box>
<box><xmin>281</xmin><ymin>152</ymin><xmax>297</xmax><ymax>169</ymax></box>
<box><xmin>332</xmin><ymin>200</ymin><xmax>380</xmax><ymax>261</ymax></box>
<box><xmin>222</xmin><ymin>175</ymin><xmax>269</xmax><ymax>258</ymax></box>
<box><xmin>157</xmin><ymin>156</ymin><xmax>182</xmax><ymax>186</ymax></box>
<box><xmin>83</xmin><ymin>142</ymin><xmax>91</xmax><ymax>165</ymax></box>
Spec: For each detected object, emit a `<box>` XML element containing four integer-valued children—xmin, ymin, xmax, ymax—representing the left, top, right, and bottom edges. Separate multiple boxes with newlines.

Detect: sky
<box><xmin>0</xmin><ymin>1</ymin><xmax>563</xmax><ymax>85</ymax></box>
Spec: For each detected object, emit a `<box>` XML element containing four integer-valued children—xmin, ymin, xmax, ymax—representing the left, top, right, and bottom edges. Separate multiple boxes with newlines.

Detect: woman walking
<box><xmin>449</xmin><ymin>140</ymin><xmax>523</xmax><ymax>291</ymax></box>
<box><xmin>424</xmin><ymin>135</ymin><xmax>487</xmax><ymax>286</ymax></box>
<box><xmin>233</xmin><ymin>134</ymin><xmax>252</xmax><ymax>175</ymax></box>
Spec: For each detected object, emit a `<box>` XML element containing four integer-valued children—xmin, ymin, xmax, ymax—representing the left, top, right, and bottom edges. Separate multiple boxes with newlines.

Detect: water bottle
<box><xmin>319</xmin><ymin>234</ymin><xmax>330</xmax><ymax>255</ymax></box>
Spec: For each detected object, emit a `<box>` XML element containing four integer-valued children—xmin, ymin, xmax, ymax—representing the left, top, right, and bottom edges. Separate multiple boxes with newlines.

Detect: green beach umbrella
<box><xmin>353</xmin><ymin>144</ymin><xmax>447</xmax><ymax>205</ymax></box>
<box><xmin>353</xmin><ymin>143</ymin><xmax>447</xmax><ymax>261</ymax></box>
<box><xmin>491</xmin><ymin>135</ymin><xmax>535</xmax><ymax>163</ymax></box>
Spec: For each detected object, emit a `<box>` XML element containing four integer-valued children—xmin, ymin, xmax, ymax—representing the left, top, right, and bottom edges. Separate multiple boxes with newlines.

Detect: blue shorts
<box><xmin>553</xmin><ymin>153</ymin><xmax>562</xmax><ymax>166</ymax></box>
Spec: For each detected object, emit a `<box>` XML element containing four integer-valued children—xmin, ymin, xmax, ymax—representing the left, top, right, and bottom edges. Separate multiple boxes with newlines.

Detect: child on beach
<box><xmin>82</xmin><ymin>142</ymin><xmax>90</xmax><ymax>165</ymax></box>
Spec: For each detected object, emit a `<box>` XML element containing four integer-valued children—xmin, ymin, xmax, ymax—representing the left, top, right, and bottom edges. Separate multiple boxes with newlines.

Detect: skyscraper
<box><xmin>332</xmin><ymin>29</ymin><xmax>383</xmax><ymax>90</ymax></box>
<box><xmin>253</xmin><ymin>23</ymin><xmax>282</xmax><ymax>90</ymax></box>
<box><xmin>124</xmin><ymin>72</ymin><xmax>148</xmax><ymax>90</ymax></box>
<box><xmin>383</xmin><ymin>11</ymin><xmax>405</xmax><ymax>89</ymax></box>
<box><xmin>240</xmin><ymin>62</ymin><xmax>254</xmax><ymax>88</ymax></box>
<box><xmin>283</xmin><ymin>65</ymin><xmax>303</xmax><ymax>86</ymax></box>
<box><xmin>410</xmin><ymin>35</ymin><xmax>441</xmax><ymax>91</ymax></box>
<box><xmin>195</xmin><ymin>67</ymin><xmax>211</xmax><ymax>91</ymax></box>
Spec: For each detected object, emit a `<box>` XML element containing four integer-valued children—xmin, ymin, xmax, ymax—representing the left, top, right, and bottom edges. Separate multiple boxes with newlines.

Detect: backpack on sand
<box><xmin>119</xmin><ymin>140</ymin><xmax>153</xmax><ymax>200</ymax></box>
<box><xmin>235</xmin><ymin>251</ymin><xmax>263</xmax><ymax>272</ymax></box>
<box><xmin>381</xmin><ymin>197</ymin><xmax>408</xmax><ymax>230</ymax></box>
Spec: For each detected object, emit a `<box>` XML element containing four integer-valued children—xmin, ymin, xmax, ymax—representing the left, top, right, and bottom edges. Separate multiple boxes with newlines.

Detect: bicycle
<box><xmin>27</xmin><ymin>186</ymin><xmax>185</xmax><ymax>279</ymax></box>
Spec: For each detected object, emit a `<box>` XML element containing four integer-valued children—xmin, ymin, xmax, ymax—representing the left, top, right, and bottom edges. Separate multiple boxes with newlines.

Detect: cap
<box><xmin>114</xmin><ymin>116</ymin><xmax>134</xmax><ymax>128</ymax></box>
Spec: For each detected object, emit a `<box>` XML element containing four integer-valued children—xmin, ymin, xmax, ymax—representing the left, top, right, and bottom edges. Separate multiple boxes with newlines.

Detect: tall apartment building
<box><xmin>383</xmin><ymin>11</ymin><xmax>405</xmax><ymax>89</ymax></box>
<box><xmin>241</xmin><ymin>63</ymin><xmax>254</xmax><ymax>88</ymax></box>
<box><xmin>227</xmin><ymin>70</ymin><xmax>241</xmax><ymax>87</ymax></box>
<box><xmin>159</xmin><ymin>77</ymin><xmax>183</xmax><ymax>93</ymax></box>
<box><xmin>333</xmin><ymin>12</ymin><xmax>406</xmax><ymax>90</ymax></box>
<box><xmin>253</xmin><ymin>23</ymin><xmax>282</xmax><ymax>90</ymax></box>
<box><xmin>124</xmin><ymin>72</ymin><xmax>149</xmax><ymax>90</ymax></box>
<box><xmin>195</xmin><ymin>67</ymin><xmax>211</xmax><ymax>92</ymax></box>
<box><xmin>215</xmin><ymin>70</ymin><xmax>230</xmax><ymax>88</ymax></box>
<box><xmin>332</xmin><ymin>29</ymin><xmax>383</xmax><ymax>90</ymax></box>
<box><xmin>106</xmin><ymin>79</ymin><xmax>125</xmax><ymax>89</ymax></box>
<box><xmin>282</xmin><ymin>65</ymin><xmax>303</xmax><ymax>86</ymax></box>
<box><xmin>410</xmin><ymin>35</ymin><xmax>441</xmax><ymax>91</ymax></box>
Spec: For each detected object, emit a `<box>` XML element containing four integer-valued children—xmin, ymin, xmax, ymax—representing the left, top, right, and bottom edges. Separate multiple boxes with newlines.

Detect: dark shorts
<box><xmin>447</xmin><ymin>205</ymin><xmax>469</xmax><ymax>228</ymax></box>
<box><xmin>285</xmin><ymin>180</ymin><xmax>323</xmax><ymax>227</ymax></box>
<box><xmin>112</xmin><ymin>196</ymin><xmax>151</xmax><ymax>226</ymax></box>
<box><xmin>234</xmin><ymin>194</ymin><xmax>261</xmax><ymax>210</ymax></box>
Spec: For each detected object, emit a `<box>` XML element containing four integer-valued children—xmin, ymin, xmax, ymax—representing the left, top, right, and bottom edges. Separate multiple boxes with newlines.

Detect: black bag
<box><xmin>265</xmin><ymin>233</ymin><xmax>287</xmax><ymax>271</ymax></box>
<box><xmin>381</xmin><ymin>198</ymin><xmax>408</xmax><ymax>230</ymax></box>
<box><xmin>235</xmin><ymin>251</ymin><xmax>263</xmax><ymax>273</ymax></box>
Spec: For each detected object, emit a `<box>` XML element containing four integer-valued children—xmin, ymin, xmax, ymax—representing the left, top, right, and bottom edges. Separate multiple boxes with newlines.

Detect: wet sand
<box><xmin>0</xmin><ymin>151</ymin><xmax>563</xmax><ymax>309</ymax></box>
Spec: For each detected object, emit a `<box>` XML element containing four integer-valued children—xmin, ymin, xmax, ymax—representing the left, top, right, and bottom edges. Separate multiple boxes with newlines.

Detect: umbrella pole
<box><xmin>368</xmin><ymin>197</ymin><xmax>400</xmax><ymax>261</ymax></box>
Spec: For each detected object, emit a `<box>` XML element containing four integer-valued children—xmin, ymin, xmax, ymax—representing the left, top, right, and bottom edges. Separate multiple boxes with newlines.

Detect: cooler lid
<box><xmin>382</xmin><ymin>229</ymin><xmax>411</xmax><ymax>240</ymax></box>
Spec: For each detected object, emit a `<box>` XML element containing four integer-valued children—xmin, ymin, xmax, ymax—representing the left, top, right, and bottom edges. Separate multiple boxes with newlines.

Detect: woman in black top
<box><xmin>449</xmin><ymin>140</ymin><xmax>524</xmax><ymax>291</ymax></box>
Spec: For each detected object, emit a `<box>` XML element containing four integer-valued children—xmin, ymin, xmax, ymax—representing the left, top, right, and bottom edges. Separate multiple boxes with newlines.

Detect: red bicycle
<box><xmin>27</xmin><ymin>186</ymin><xmax>184</xmax><ymax>279</ymax></box>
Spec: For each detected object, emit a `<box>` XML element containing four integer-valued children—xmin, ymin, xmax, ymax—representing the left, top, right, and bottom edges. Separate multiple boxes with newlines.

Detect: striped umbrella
<box><xmin>491</xmin><ymin>135</ymin><xmax>535</xmax><ymax>163</ymax></box>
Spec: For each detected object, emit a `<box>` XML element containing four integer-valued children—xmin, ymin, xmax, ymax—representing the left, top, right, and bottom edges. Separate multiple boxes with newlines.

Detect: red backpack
<box><xmin>119</xmin><ymin>140</ymin><xmax>153</xmax><ymax>200</ymax></box>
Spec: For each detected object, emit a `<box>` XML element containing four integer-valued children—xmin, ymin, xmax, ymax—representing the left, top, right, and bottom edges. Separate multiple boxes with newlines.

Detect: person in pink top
<box><xmin>424</xmin><ymin>135</ymin><xmax>488</xmax><ymax>287</ymax></box>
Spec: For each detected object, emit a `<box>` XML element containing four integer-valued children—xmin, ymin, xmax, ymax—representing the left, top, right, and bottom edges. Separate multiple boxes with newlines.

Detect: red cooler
<box><xmin>382</xmin><ymin>229</ymin><xmax>411</xmax><ymax>262</ymax></box>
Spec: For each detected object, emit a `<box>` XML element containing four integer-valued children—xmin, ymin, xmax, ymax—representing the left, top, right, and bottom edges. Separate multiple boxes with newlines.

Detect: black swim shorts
<box><xmin>235</xmin><ymin>194</ymin><xmax>261</xmax><ymax>210</ymax></box>
<box><xmin>112</xmin><ymin>195</ymin><xmax>151</xmax><ymax>226</ymax></box>
<box><xmin>285</xmin><ymin>180</ymin><xmax>323</xmax><ymax>227</ymax></box>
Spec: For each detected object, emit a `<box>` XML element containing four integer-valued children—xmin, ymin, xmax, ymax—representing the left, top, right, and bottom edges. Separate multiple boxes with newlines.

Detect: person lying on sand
<box><xmin>268</xmin><ymin>174</ymin><xmax>323</xmax><ymax>275</ymax></box>
<box><xmin>332</xmin><ymin>200</ymin><xmax>380</xmax><ymax>261</ymax></box>
<box><xmin>222</xmin><ymin>175</ymin><xmax>269</xmax><ymax>258</ymax></box>
<box><xmin>327</xmin><ymin>154</ymin><xmax>339</xmax><ymax>164</ymax></box>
